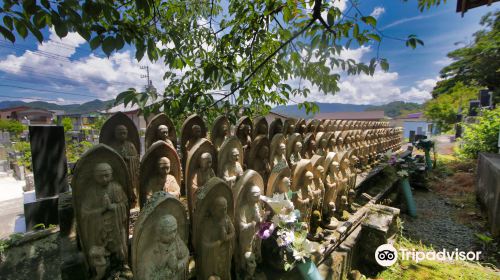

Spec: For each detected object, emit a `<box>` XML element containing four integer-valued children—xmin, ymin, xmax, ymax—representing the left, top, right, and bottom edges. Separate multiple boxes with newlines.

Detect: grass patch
<box><xmin>377</xmin><ymin>236</ymin><xmax>500</xmax><ymax>280</ymax></box>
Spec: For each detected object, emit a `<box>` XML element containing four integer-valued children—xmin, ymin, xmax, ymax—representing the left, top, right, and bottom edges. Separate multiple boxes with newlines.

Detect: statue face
<box><xmin>317</xmin><ymin>166</ymin><xmax>324</xmax><ymax>177</ymax></box>
<box><xmin>294</xmin><ymin>142</ymin><xmax>302</xmax><ymax>153</ymax></box>
<box><xmin>288</xmin><ymin>124</ymin><xmax>295</xmax><ymax>134</ymax></box>
<box><xmin>276</xmin><ymin>123</ymin><xmax>283</xmax><ymax>133</ymax></box>
<box><xmin>114</xmin><ymin>125</ymin><xmax>128</xmax><ymax>141</ymax></box>
<box><xmin>158</xmin><ymin>157</ymin><xmax>171</xmax><ymax>175</ymax></box>
<box><xmin>329</xmin><ymin>139</ymin><xmax>335</xmax><ymax>146</ymax></box>
<box><xmin>160</xmin><ymin>227</ymin><xmax>177</xmax><ymax>244</ymax></box>
<box><xmin>231</xmin><ymin>149</ymin><xmax>240</xmax><ymax>162</ymax></box>
<box><xmin>278</xmin><ymin>143</ymin><xmax>286</xmax><ymax>156</ymax></box>
<box><xmin>304</xmin><ymin>172</ymin><xmax>314</xmax><ymax>185</ymax></box>
<box><xmin>192</xmin><ymin>125</ymin><xmax>202</xmax><ymax>138</ymax></box>
<box><xmin>157</xmin><ymin>125</ymin><xmax>169</xmax><ymax>141</ymax></box>
<box><xmin>213</xmin><ymin>197</ymin><xmax>228</xmax><ymax>220</ymax></box>
<box><xmin>94</xmin><ymin>164</ymin><xmax>113</xmax><ymax>187</ymax></box>
<box><xmin>282</xmin><ymin>177</ymin><xmax>291</xmax><ymax>190</ymax></box>
<box><xmin>258</xmin><ymin>146</ymin><xmax>269</xmax><ymax>159</ymax></box>
<box><xmin>320</xmin><ymin>138</ymin><xmax>327</xmax><ymax>148</ymax></box>
<box><xmin>158</xmin><ymin>215</ymin><xmax>178</xmax><ymax>244</ymax></box>
<box><xmin>309</xmin><ymin>140</ymin><xmax>316</xmax><ymax>151</ymax></box>
<box><xmin>249</xmin><ymin>186</ymin><xmax>261</xmax><ymax>204</ymax></box>
<box><xmin>200</xmin><ymin>153</ymin><xmax>212</xmax><ymax>169</ymax></box>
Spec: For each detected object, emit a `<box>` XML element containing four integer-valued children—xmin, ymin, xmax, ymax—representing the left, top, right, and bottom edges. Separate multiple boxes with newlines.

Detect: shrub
<box><xmin>457</xmin><ymin>108</ymin><xmax>500</xmax><ymax>159</ymax></box>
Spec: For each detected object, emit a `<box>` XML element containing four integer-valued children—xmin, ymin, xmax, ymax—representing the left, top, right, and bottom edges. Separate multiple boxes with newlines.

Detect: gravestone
<box><xmin>408</xmin><ymin>130</ymin><xmax>415</xmax><ymax>143</ymax></box>
<box><xmin>468</xmin><ymin>100</ymin><xmax>480</xmax><ymax>116</ymax></box>
<box><xmin>29</xmin><ymin>126</ymin><xmax>69</xmax><ymax>198</ymax></box>
<box><xmin>479</xmin><ymin>89</ymin><xmax>491</xmax><ymax>108</ymax></box>
<box><xmin>24</xmin><ymin>126</ymin><xmax>69</xmax><ymax>230</ymax></box>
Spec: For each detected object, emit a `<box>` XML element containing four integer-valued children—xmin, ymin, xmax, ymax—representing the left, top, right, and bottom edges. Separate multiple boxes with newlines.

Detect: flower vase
<box><xmin>400</xmin><ymin>177</ymin><xmax>417</xmax><ymax>217</ymax></box>
<box><xmin>297</xmin><ymin>259</ymin><xmax>322</xmax><ymax>280</ymax></box>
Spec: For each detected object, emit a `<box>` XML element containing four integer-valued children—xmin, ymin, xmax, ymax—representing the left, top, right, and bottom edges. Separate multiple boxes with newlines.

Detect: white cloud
<box><xmin>289</xmin><ymin>47</ymin><xmax>435</xmax><ymax>105</ymax></box>
<box><xmin>0</xmin><ymin>29</ymin><xmax>167</xmax><ymax>100</ymax></box>
<box><xmin>434</xmin><ymin>57</ymin><xmax>452</xmax><ymax>66</ymax></box>
<box><xmin>370</xmin><ymin>7</ymin><xmax>385</xmax><ymax>19</ymax></box>
<box><xmin>381</xmin><ymin>13</ymin><xmax>441</xmax><ymax>30</ymax></box>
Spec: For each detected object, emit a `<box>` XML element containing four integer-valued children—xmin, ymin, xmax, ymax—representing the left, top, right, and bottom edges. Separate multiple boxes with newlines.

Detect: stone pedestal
<box><xmin>23</xmin><ymin>194</ymin><xmax>59</xmax><ymax>230</ymax></box>
<box><xmin>477</xmin><ymin>153</ymin><xmax>500</xmax><ymax>236</ymax></box>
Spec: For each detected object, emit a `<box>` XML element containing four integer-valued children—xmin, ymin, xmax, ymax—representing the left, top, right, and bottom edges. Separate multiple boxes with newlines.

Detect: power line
<box><xmin>0</xmin><ymin>84</ymin><xmax>101</xmax><ymax>98</ymax></box>
<box><xmin>0</xmin><ymin>94</ymin><xmax>59</xmax><ymax>102</ymax></box>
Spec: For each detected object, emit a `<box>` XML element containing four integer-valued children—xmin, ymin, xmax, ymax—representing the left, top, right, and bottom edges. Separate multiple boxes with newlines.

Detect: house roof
<box><xmin>0</xmin><ymin>106</ymin><xmax>30</xmax><ymax>112</ymax></box>
<box><xmin>315</xmin><ymin>110</ymin><xmax>385</xmax><ymax>120</ymax></box>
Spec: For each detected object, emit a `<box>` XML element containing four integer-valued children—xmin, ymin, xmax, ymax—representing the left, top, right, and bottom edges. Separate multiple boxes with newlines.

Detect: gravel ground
<box><xmin>400</xmin><ymin>189</ymin><xmax>477</xmax><ymax>252</ymax></box>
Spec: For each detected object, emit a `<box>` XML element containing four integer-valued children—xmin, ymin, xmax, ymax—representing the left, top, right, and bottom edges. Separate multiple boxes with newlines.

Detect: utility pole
<box><xmin>140</xmin><ymin>65</ymin><xmax>156</xmax><ymax>94</ymax></box>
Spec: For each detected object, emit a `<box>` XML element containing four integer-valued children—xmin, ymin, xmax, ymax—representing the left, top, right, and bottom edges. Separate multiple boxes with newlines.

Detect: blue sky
<box><xmin>0</xmin><ymin>0</ymin><xmax>497</xmax><ymax>106</ymax></box>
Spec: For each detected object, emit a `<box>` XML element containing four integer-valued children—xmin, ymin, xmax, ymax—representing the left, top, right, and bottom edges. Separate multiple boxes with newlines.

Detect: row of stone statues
<box><xmin>71</xmin><ymin>112</ymin><xmax>402</xmax><ymax>279</ymax></box>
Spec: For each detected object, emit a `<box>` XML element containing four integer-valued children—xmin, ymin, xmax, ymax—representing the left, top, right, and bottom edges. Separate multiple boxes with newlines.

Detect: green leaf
<box><xmin>54</xmin><ymin>22</ymin><xmax>68</xmax><ymax>38</ymax></box>
<box><xmin>115</xmin><ymin>35</ymin><xmax>125</xmax><ymax>50</ymax></box>
<box><xmin>136</xmin><ymin>41</ymin><xmax>146</xmax><ymax>61</ymax></box>
<box><xmin>14</xmin><ymin>20</ymin><xmax>27</xmax><ymax>39</ymax></box>
<box><xmin>362</xmin><ymin>16</ymin><xmax>377</xmax><ymax>27</ymax></box>
<box><xmin>283</xmin><ymin>6</ymin><xmax>291</xmax><ymax>23</ymax></box>
<box><xmin>367</xmin><ymin>33</ymin><xmax>381</xmax><ymax>42</ymax></box>
<box><xmin>41</xmin><ymin>0</ymin><xmax>50</xmax><ymax>9</ymax></box>
<box><xmin>26</xmin><ymin>24</ymin><xmax>43</xmax><ymax>43</ymax></box>
<box><xmin>33</xmin><ymin>12</ymin><xmax>47</xmax><ymax>29</ymax></box>
<box><xmin>3</xmin><ymin>16</ymin><xmax>13</xmax><ymax>30</ymax></box>
<box><xmin>102</xmin><ymin>36</ymin><xmax>115</xmax><ymax>56</ymax></box>
<box><xmin>353</xmin><ymin>24</ymin><xmax>359</xmax><ymax>38</ymax></box>
<box><xmin>380</xmin><ymin>58</ymin><xmax>389</xmax><ymax>71</ymax></box>
<box><xmin>327</xmin><ymin>9</ymin><xmax>335</xmax><ymax>26</ymax></box>
<box><xmin>0</xmin><ymin>25</ymin><xmax>15</xmax><ymax>42</ymax></box>
<box><xmin>89</xmin><ymin>36</ymin><xmax>101</xmax><ymax>50</ymax></box>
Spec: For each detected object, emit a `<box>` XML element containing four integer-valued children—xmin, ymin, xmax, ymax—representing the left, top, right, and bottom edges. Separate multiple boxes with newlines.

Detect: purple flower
<box><xmin>257</xmin><ymin>222</ymin><xmax>275</xmax><ymax>240</ymax></box>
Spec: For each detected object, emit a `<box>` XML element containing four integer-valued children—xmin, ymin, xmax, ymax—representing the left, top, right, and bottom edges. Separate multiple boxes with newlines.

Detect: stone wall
<box><xmin>477</xmin><ymin>153</ymin><xmax>500</xmax><ymax>237</ymax></box>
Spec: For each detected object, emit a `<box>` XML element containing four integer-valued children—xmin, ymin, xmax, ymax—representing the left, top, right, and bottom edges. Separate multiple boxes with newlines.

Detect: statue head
<box><xmin>275</xmin><ymin>121</ymin><xmax>283</xmax><ymax>133</ymax></box>
<box><xmin>288</xmin><ymin>124</ymin><xmax>295</xmax><ymax>134</ymax></box>
<box><xmin>258</xmin><ymin>145</ymin><xmax>269</xmax><ymax>160</ymax></box>
<box><xmin>338</xmin><ymin>137</ymin><xmax>344</xmax><ymax>145</ymax></box>
<box><xmin>329</xmin><ymin>137</ymin><xmax>336</xmax><ymax>147</ymax></box>
<box><xmin>244</xmin><ymin>251</ymin><xmax>257</xmax><ymax>276</ymax></box>
<box><xmin>157</xmin><ymin>215</ymin><xmax>178</xmax><ymax>244</ymax></box>
<box><xmin>192</xmin><ymin>124</ymin><xmax>203</xmax><ymax>139</ymax></box>
<box><xmin>94</xmin><ymin>163</ymin><xmax>113</xmax><ymax>187</ymax></box>
<box><xmin>278</xmin><ymin>143</ymin><xmax>286</xmax><ymax>156</ymax></box>
<box><xmin>157</xmin><ymin>125</ymin><xmax>169</xmax><ymax>141</ymax></box>
<box><xmin>212</xmin><ymin>196</ymin><xmax>228</xmax><ymax>220</ymax></box>
<box><xmin>247</xmin><ymin>185</ymin><xmax>261</xmax><ymax>204</ymax></box>
<box><xmin>329</xmin><ymin>161</ymin><xmax>339</xmax><ymax>173</ymax></box>
<box><xmin>309</xmin><ymin>140</ymin><xmax>317</xmax><ymax>151</ymax></box>
<box><xmin>200</xmin><ymin>152</ymin><xmax>213</xmax><ymax>170</ymax></box>
<box><xmin>318</xmin><ymin>124</ymin><xmax>325</xmax><ymax>132</ymax></box>
<box><xmin>316</xmin><ymin>165</ymin><xmax>325</xmax><ymax>177</ymax></box>
<box><xmin>348</xmin><ymin>189</ymin><xmax>356</xmax><ymax>200</ymax></box>
<box><xmin>257</xmin><ymin>122</ymin><xmax>267</xmax><ymax>135</ymax></box>
<box><xmin>158</xmin><ymin>157</ymin><xmax>171</xmax><ymax>176</ymax></box>
<box><xmin>320</xmin><ymin>138</ymin><xmax>328</xmax><ymax>148</ymax></box>
<box><xmin>280</xmin><ymin>176</ymin><xmax>291</xmax><ymax>193</ymax></box>
<box><xmin>294</xmin><ymin>141</ymin><xmax>303</xmax><ymax>154</ymax></box>
<box><xmin>114</xmin><ymin>125</ymin><xmax>128</xmax><ymax>142</ymax></box>
<box><xmin>304</xmin><ymin>171</ymin><xmax>314</xmax><ymax>186</ymax></box>
<box><xmin>231</xmin><ymin>148</ymin><xmax>240</xmax><ymax>163</ymax></box>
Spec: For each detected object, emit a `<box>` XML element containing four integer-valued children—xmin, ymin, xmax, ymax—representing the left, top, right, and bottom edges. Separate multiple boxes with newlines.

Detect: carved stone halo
<box><xmin>144</xmin><ymin>113</ymin><xmax>177</xmax><ymax>150</ymax></box>
<box><xmin>99</xmin><ymin>111</ymin><xmax>141</xmax><ymax>155</ymax></box>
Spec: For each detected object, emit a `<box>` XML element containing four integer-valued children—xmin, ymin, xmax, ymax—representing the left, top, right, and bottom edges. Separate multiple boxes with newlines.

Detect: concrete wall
<box><xmin>477</xmin><ymin>153</ymin><xmax>500</xmax><ymax>237</ymax></box>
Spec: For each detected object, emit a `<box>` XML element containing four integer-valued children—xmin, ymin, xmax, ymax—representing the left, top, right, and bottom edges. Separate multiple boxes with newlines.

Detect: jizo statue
<box><xmin>223</xmin><ymin>148</ymin><xmax>244</xmax><ymax>189</ymax></box>
<box><xmin>146</xmin><ymin>157</ymin><xmax>180</xmax><ymax>199</ymax></box>
<box><xmin>192</xmin><ymin>152</ymin><xmax>216</xmax><ymax>203</ymax></box>
<box><xmin>186</xmin><ymin>125</ymin><xmax>202</xmax><ymax>152</ymax></box>
<box><xmin>157</xmin><ymin>125</ymin><xmax>174</xmax><ymax>147</ymax></box>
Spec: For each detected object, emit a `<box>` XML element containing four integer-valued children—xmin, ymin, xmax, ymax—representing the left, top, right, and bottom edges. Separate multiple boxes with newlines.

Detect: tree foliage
<box><xmin>432</xmin><ymin>11</ymin><xmax>500</xmax><ymax>102</ymax></box>
<box><xmin>424</xmin><ymin>82</ymin><xmax>480</xmax><ymax>131</ymax></box>
<box><xmin>457</xmin><ymin>107</ymin><xmax>500</xmax><ymax>159</ymax></box>
<box><xmin>0</xmin><ymin>0</ymin><xmax>424</xmax><ymax>122</ymax></box>
<box><xmin>61</xmin><ymin>117</ymin><xmax>73</xmax><ymax>132</ymax></box>
<box><xmin>0</xmin><ymin>119</ymin><xmax>25</xmax><ymax>135</ymax></box>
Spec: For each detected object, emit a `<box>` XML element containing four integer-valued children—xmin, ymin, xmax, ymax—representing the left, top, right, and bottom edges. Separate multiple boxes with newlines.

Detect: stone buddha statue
<box><xmin>199</xmin><ymin>197</ymin><xmax>235</xmax><ymax>280</ymax></box>
<box><xmin>289</xmin><ymin>141</ymin><xmax>303</xmax><ymax>170</ymax></box>
<box><xmin>237</xmin><ymin>185</ymin><xmax>263</xmax><ymax>279</ymax></box>
<box><xmin>223</xmin><ymin>148</ymin><xmax>244</xmax><ymax>189</ymax></box>
<box><xmin>146</xmin><ymin>157</ymin><xmax>181</xmax><ymax>199</ymax></box>
<box><xmin>109</xmin><ymin>124</ymin><xmax>139</xmax><ymax>205</ymax></box>
<box><xmin>156</xmin><ymin>125</ymin><xmax>174</xmax><ymax>147</ymax></box>
<box><xmin>317</xmin><ymin>138</ymin><xmax>328</xmax><ymax>156</ymax></box>
<box><xmin>323</xmin><ymin>161</ymin><xmax>340</xmax><ymax>229</ymax></box>
<box><xmin>253</xmin><ymin>146</ymin><xmax>270</xmax><ymax>185</ymax></box>
<box><xmin>271</xmin><ymin>143</ymin><xmax>288</xmax><ymax>173</ymax></box>
<box><xmin>192</xmin><ymin>152</ymin><xmax>216</xmax><ymax>203</ymax></box>
<box><xmin>293</xmin><ymin>171</ymin><xmax>316</xmax><ymax>224</ymax></box>
<box><xmin>81</xmin><ymin>163</ymin><xmax>130</xmax><ymax>278</ymax></box>
<box><xmin>278</xmin><ymin>177</ymin><xmax>291</xmax><ymax>199</ymax></box>
<box><xmin>147</xmin><ymin>215</ymin><xmax>189</xmax><ymax>280</ymax></box>
<box><xmin>186</xmin><ymin>125</ymin><xmax>203</xmax><ymax>152</ymax></box>
<box><xmin>215</xmin><ymin>123</ymin><xmax>231</xmax><ymax>151</ymax></box>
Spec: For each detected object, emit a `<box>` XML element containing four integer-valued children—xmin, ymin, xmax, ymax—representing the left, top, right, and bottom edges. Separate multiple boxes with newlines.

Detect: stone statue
<box><xmin>218</xmin><ymin>136</ymin><xmax>244</xmax><ymax>189</ymax></box>
<box><xmin>268</xmin><ymin>118</ymin><xmax>283</xmax><ymax>140</ymax></box>
<box><xmin>132</xmin><ymin>192</ymin><xmax>189</xmax><ymax>280</ymax></box>
<box><xmin>234</xmin><ymin>171</ymin><xmax>265</xmax><ymax>279</ymax></box>
<box><xmin>211</xmin><ymin>115</ymin><xmax>231</xmax><ymax>151</ymax></box>
<box><xmin>72</xmin><ymin>145</ymin><xmax>131</xmax><ymax>279</ymax></box>
<box><xmin>303</xmin><ymin>133</ymin><xmax>317</xmax><ymax>159</ymax></box>
<box><xmin>140</xmin><ymin>141</ymin><xmax>181</xmax><ymax>208</ymax></box>
<box><xmin>291</xmin><ymin>160</ymin><xmax>321</xmax><ymax>225</ymax></box>
<box><xmin>266</xmin><ymin>167</ymin><xmax>292</xmax><ymax>198</ymax></box>
<box><xmin>181</xmin><ymin>114</ymin><xmax>207</xmax><ymax>170</ymax></box>
<box><xmin>249</xmin><ymin>135</ymin><xmax>271</xmax><ymax>186</ymax></box>
<box><xmin>144</xmin><ymin>113</ymin><xmax>177</xmax><ymax>150</ymax></box>
<box><xmin>322</xmin><ymin>153</ymin><xmax>341</xmax><ymax>229</ymax></box>
<box><xmin>194</xmin><ymin>178</ymin><xmax>235</xmax><ymax>280</ymax></box>
<box><xmin>99</xmin><ymin>113</ymin><xmax>140</xmax><ymax>207</ymax></box>
<box><xmin>253</xmin><ymin>117</ymin><xmax>268</xmax><ymax>139</ymax></box>
<box><xmin>223</xmin><ymin>148</ymin><xmax>244</xmax><ymax>188</ymax></box>
<box><xmin>289</xmin><ymin>141</ymin><xmax>303</xmax><ymax>170</ymax></box>
<box><xmin>185</xmin><ymin>139</ymin><xmax>217</xmax><ymax>218</ymax></box>
<box><xmin>270</xmin><ymin>134</ymin><xmax>288</xmax><ymax>173</ymax></box>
